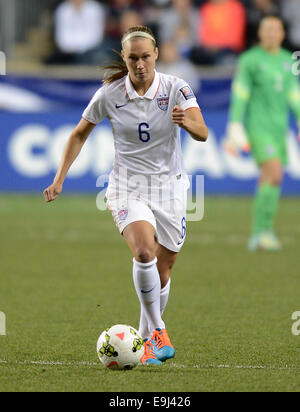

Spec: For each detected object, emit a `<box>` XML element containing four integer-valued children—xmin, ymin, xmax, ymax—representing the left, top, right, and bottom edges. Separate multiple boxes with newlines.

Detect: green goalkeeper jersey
<box><xmin>230</xmin><ymin>46</ymin><xmax>300</xmax><ymax>140</ymax></box>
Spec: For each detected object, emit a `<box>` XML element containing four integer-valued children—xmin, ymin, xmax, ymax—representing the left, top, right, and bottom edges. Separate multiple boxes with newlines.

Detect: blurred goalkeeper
<box><xmin>225</xmin><ymin>16</ymin><xmax>300</xmax><ymax>252</ymax></box>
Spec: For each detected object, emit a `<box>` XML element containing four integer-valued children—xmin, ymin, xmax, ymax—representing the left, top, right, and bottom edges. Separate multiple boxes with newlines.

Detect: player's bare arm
<box><xmin>43</xmin><ymin>118</ymin><xmax>95</xmax><ymax>202</ymax></box>
<box><xmin>172</xmin><ymin>105</ymin><xmax>208</xmax><ymax>142</ymax></box>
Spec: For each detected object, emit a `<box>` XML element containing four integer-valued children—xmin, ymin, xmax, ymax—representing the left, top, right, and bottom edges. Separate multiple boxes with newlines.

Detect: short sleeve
<box><xmin>82</xmin><ymin>86</ymin><xmax>107</xmax><ymax>125</ymax></box>
<box><xmin>175</xmin><ymin>80</ymin><xmax>200</xmax><ymax>111</ymax></box>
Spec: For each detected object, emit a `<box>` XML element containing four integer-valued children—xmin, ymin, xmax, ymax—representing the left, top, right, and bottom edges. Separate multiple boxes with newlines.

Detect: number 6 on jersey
<box><xmin>138</xmin><ymin>123</ymin><xmax>151</xmax><ymax>143</ymax></box>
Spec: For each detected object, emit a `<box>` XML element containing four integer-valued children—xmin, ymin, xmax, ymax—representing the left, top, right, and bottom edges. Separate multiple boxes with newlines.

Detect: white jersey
<box><xmin>82</xmin><ymin>70</ymin><xmax>200</xmax><ymax>180</ymax></box>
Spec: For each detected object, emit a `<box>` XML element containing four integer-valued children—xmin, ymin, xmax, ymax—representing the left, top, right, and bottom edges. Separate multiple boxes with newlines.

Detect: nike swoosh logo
<box><xmin>141</xmin><ymin>285</ymin><xmax>156</xmax><ymax>294</ymax></box>
<box><xmin>115</xmin><ymin>103</ymin><xmax>128</xmax><ymax>109</ymax></box>
<box><xmin>177</xmin><ymin>239</ymin><xmax>185</xmax><ymax>245</ymax></box>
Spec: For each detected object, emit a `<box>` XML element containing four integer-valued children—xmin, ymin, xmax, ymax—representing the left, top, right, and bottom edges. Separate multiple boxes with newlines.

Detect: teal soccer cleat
<box><xmin>151</xmin><ymin>329</ymin><xmax>175</xmax><ymax>362</ymax></box>
<box><xmin>140</xmin><ymin>339</ymin><xmax>163</xmax><ymax>365</ymax></box>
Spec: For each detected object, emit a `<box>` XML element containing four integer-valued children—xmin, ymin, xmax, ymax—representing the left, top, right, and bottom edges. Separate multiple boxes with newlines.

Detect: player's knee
<box><xmin>135</xmin><ymin>247</ymin><xmax>156</xmax><ymax>264</ymax></box>
<box><xmin>261</xmin><ymin>166</ymin><xmax>283</xmax><ymax>186</ymax></box>
<box><xmin>271</xmin><ymin>171</ymin><xmax>283</xmax><ymax>186</ymax></box>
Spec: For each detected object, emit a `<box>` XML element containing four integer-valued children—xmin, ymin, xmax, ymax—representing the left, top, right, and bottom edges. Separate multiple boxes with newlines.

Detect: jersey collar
<box><xmin>125</xmin><ymin>70</ymin><xmax>161</xmax><ymax>100</ymax></box>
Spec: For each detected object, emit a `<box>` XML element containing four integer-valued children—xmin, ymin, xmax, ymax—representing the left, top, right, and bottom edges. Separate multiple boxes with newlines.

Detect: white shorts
<box><xmin>105</xmin><ymin>173</ymin><xmax>189</xmax><ymax>253</ymax></box>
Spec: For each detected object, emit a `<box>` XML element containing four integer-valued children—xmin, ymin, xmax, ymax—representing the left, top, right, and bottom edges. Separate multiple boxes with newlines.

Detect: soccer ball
<box><xmin>96</xmin><ymin>324</ymin><xmax>144</xmax><ymax>370</ymax></box>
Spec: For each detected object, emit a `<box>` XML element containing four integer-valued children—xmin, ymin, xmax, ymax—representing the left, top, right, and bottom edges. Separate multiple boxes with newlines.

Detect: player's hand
<box><xmin>224</xmin><ymin>122</ymin><xmax>251</xmax><ymax>156</ymax></box>
<box><xmin>172</xmin><ymin>105</ymin><xmax>185</xmax><ymax>128</ymax></box>
<box><xmin>43</xmin><ymin>182</ymin><xmax>63</xmax><ymax>203</ymax></box>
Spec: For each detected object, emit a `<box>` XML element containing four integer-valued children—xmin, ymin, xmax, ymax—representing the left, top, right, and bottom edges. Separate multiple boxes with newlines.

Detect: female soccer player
<box><xmin>225</xmin><ymin>16</ymin><xmax>300</xmax><ymax>252</ymax></box>
<box><xmin>43</xmin><ymin>26</ymin><xmax>208</xmax><ymax>365</ymax></box>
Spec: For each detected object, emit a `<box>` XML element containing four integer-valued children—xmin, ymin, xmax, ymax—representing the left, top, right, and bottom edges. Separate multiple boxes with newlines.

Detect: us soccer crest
<box><xmin>157</xmin><ymin>95</ymin><xmax>169</xmax><ymax>111</ymax></box>
<box><xmin>118</xmin><ymin>208</ymin><xmax>128</xmax><ymax>221</ymax></box>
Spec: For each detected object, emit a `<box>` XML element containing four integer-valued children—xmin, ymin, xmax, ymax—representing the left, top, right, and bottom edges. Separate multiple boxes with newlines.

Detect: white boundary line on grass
<box><xmin>0</xmin><ymin>359</ymin><xmax>98</xmax><ymax>367</ymax></box>
<box><xmin>0</xmin><ymin>359</ymin><xmax>299</xmax><ymax>371</ymax></box>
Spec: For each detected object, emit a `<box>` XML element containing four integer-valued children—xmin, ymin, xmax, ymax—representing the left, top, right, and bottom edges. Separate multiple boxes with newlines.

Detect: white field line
<box><xmin>0</xmin><ymin>359</ymin><xmax>299</xmax><ymax>371</ymax></box>
<box><xmin>0</xmin><ymin>359</ymin><xmax>98</xmax><ymax>367</ymax></box>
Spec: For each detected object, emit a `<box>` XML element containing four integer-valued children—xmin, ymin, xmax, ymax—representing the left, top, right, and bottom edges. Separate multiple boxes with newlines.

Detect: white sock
<box><xmin>138</xmin><ymin>278</ymin><xmax>171</xmax><ymax>340</ymax></box>
<box><xmin>160</xmin><ymin>278</ymin><xmax>171</xmax><ymax>316</ymax></box>
<box><xmin>133</xmin><ymin>257</ymin><xmax>165</xmax><ymax>339</ymax></box>
<box><xmin>138</xmin><ymin>307</ymin><xmax>151</xmax><ymax>341</ymax></box>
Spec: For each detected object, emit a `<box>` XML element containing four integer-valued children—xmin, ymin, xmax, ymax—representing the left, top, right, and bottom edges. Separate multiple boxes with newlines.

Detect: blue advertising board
<box><xmin>1</xmin><ymin>76</ymin><xmax>300</xmax><ymax>194</ymax></box>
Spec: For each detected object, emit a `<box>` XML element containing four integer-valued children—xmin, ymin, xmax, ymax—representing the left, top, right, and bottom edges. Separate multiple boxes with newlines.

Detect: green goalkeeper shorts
<box><xmin>247</xmin><ymin>133</ymin><xmax>288</xmax><ymax>166</ymax></box>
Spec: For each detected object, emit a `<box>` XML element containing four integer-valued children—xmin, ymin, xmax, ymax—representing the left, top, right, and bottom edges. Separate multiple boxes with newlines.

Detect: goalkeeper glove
<box><xmin>224</xmin><ymin>122</ymin><xmax>251</xmax><ymax>156</ymax></box>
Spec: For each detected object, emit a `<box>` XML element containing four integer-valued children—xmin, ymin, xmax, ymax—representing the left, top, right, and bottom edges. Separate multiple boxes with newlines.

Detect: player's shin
<box><xmin>138</xmin><ymin>307</ymin><xmax>151</xmax><ymax>341</ymax></box>
<box><xmin>133</xmin><ymin>258</ymin><xmax>165</xmax><ymax>334</ymax></box>
<box><xmin>138</xmin><ymin>278</ymin><xmax>171</xmax><ymax>340</ymax></box>
<box><xmin>252</xmin><ymin>183</ymin><xmax>281</xmax><ymax>235</ymax></box>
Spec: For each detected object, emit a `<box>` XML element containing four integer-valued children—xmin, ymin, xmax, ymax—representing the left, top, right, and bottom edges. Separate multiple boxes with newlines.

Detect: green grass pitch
<box><xmin>0</xmin><ymin>194</ymin><xmax>300</xmax><ymax>392</ymax></box>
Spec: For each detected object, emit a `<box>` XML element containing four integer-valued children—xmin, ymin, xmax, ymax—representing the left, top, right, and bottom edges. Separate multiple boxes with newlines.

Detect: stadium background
<box><xmin>1</xmin><ymin>0</ymin><xmax>300</xmax><ymax>393</ymax></box>
<box><xmin>1</xmin><ymin>0</ymin><xmax>300</xmax><ymax>195</ymax></box>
